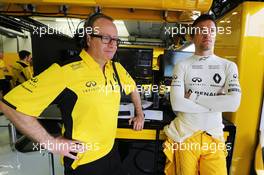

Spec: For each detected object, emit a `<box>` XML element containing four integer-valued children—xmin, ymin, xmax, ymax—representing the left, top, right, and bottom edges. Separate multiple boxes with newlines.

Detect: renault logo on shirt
<box><xmin>213</xmin><ymin>73</ymin><xmax>222</xmax><ymax>84</ymax></box>
<box><xmin>192</xmin><ymin>77</ymin><xmax>202</xmax><ymax>82</ymax></box>
<box><xmin>27</xmin><ymin>77</ymin><xmax>38</xmax><ymax>88</ymax></box>
<box><xmin>113</xmin><ymin>73</ymin><xmax>117</xmax><ymax>82</ymax></box>
<box><xmin>86</xmin><ymin>81</ymin><xmax>97</xmax><ymax>87</ymax></box>
<box><xmin>30</xmin><ymin>77</ymin><xmax>38</xmax><ymax>83</ymax></box>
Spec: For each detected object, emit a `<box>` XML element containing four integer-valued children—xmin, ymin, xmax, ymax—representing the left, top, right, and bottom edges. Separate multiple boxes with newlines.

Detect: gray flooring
<box><xmin>0</xmin><ymin>115</ymin><xmax>64</xmax><ymax>175</ymax></box>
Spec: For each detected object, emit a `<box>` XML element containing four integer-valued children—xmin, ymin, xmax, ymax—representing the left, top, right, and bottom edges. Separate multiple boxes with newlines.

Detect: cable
<box><xmin>70</xmin><ymin>18</ymin><xmax>75</xmax><ymax>29</ymax></box>
<box><xmin>66</xmin><ymin>17</ymin><xmax>73</xmax><ymax>35</ymax></box>
<box><xmin>6</xmin><ymin>3</ymin><xmax>11</xmax><ymax>11</ymax></box>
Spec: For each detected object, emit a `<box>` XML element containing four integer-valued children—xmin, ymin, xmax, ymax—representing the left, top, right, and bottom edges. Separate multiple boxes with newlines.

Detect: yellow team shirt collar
<box><xmin>17</xmin><ymin>60</ymin><xmax>29</xmax><ymax>66</ymax></box>
<box><xmin>79</xmin><ymin>49</ymin><xmax>111</xmax><ymax>69</ymax></box>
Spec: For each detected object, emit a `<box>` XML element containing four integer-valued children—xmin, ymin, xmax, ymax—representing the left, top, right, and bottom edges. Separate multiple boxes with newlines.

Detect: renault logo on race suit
<box><xmin>213</xmin><ymin>73</ymin><xmax>222</xmax><ymax>84</ymax></box>
<box><xmin>172</xmin><ymin>75</ymin><xmax>178</xmax><ymax>80</ymax></box>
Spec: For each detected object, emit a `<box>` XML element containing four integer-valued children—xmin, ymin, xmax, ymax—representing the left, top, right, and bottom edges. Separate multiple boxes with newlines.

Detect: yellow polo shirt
<box><xmin>3</xmin><ymin>49</ymin><xmax>136</xmax><ymax>169</ymax></box>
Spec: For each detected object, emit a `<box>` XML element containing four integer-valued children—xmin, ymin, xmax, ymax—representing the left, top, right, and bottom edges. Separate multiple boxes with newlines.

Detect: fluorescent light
<box><xmin>113</xmin><ymin>20</ymin><xmax>129</xmax><ymax>37</ymax></box>
<box><xmin>55</xmin><ymin>18</ymin><xmax>81</xmax><ymax>23</ymax></box>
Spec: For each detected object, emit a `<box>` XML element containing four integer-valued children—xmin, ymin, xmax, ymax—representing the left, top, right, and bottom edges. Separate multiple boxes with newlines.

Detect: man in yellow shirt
<box><xmin>0</xmin><ymin>51</ymin><xmax>11</xmax><ymax>98</ymax></box>
<box><xmin>0</xmin><ymin>13</ymin><xmax>144</xmax><ymax>175</ymax></box>
<box><xmin>12</xmin><ymin>50</ymin><xmax>33</xmax><ymax>86</ymax></box>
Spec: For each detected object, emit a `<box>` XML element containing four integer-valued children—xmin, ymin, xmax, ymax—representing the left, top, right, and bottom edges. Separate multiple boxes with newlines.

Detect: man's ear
<box><xmin>86</xmin><ymin>34</ymin><xmax>91</xmax><ymax>46</ymax></box>
<box><xmin>190</xmin><ymin>34</ymin><xmax>194</xmax><ymax>42</ymax></box>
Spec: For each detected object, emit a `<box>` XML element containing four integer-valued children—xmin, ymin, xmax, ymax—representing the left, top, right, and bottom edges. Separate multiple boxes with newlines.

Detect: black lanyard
<box><xmin>112</xmin><ymin>61</ymin><xmax>126</xmax><ymax>97</ymax></box>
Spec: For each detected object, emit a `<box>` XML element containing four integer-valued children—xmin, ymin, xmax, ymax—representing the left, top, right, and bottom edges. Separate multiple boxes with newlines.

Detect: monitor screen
<box><xmin>31</xmin><ymin>34</ymin><xmax>80</xmax><ymax>76</ymax></box>
<box><xmin>115</xmin><ymin>47</ymin><xmax>153</xmax><ymax>79</ymax></box>
<box><xmin>163</xmin><ymin>50</ymin><xmax>193</xmax><ymax>77</ymax></box>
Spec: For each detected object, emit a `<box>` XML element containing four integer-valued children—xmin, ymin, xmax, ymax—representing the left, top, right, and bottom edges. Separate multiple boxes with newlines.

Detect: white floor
<box><xmin>0</xmin><ymin>115</ymin><xmax>64</xmax><ymax>175</ymax></box>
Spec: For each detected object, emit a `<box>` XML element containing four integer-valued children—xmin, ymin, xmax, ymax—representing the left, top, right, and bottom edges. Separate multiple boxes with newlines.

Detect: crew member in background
<box><xmin>0</xmin><ymin>50</ymin><xmax>11</xmax><ymax>99</ymax></box>
<box><xmin>11</xmin><ymin>50</ymin><xmax>33</xmax><ymax>86</ymax></box>
<box><xmin>163</xmin><ymin>14</ymin><xmax>241</xmax><ymax>175</ymax></box>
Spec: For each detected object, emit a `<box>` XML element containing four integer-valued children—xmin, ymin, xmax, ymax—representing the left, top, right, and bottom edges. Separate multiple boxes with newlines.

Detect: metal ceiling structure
<box><xmin>210</xmin><ymin>0</ymin><xmax>264</xmax><ymax>19</ymax></box>
<box><xmin>0</xmin><ymin>14</ymin><xmax>72</xmax><ymax>38</ymax></box>
<box><xmin>0</xmin><ymin>0</ymin><xmax>213</xmax><ymax>22</ymax></box>
<box><xmin>1</xmin><ymin>0</ymin><xmax>259</xmax><ymax>48</ymax></box>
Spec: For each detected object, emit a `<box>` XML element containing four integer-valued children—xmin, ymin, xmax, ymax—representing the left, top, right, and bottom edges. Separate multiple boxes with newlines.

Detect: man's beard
<box><xmin>199</xmin><ymin>44</ymin><xmax>211</xmax><ymax>51</ymax></box>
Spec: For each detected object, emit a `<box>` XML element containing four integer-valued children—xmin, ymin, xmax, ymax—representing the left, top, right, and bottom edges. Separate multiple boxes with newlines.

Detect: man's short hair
<box><xmin>84</xmin><ymin>13</ymin><xmax>113</xmax><ymax>30</ymax></box>
<box><xmin>19</xmin><ymin>50</ymin><xmax>31</xmax><ymax>60</ymax></box>
<box><xmin>190</xmin><ymin>14</ymin><xmax>217</xmax><ymax>37</ymax></box>
<box><xmin>82</xmin><ymin>13</ymin><xmax>113</xmax><ymax>49</ymax></box>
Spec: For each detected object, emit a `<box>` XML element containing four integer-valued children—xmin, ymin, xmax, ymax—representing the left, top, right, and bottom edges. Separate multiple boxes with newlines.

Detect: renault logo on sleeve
<box><xmin>86</xmin><ymin>81</ymin><xmax>97</xmax><ymax>87</ymax></box>
<box><xmin>172</xmin><ymin>75</ymin><xmax>178</xmax><ymax>80</ymax></box>
<box><xmin>213</xmin><ymin>73</ymin><xmax>222</xmax><ymax>84</ymax></box>
<box><xmin>192</xmin><ymin>77</ymin><xmax>202</xmax><ymax>82</ymax></box>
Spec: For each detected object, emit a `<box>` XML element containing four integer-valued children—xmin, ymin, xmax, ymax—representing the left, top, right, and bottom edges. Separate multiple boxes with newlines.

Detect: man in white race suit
<box><xmin>163</xmin><ymin>14</ymin><xmax>241</xmax><ymax>175</ymax></box>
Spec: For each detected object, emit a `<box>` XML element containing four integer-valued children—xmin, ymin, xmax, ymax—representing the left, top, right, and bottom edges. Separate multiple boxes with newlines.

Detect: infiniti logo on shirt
<box><xmin>192</xmin><ymin>77</ymin><xmax>202</xmax><ymax>82</ymax></box>
<box><xmin>86</xmin><ymin>81</ymin><xmax>97</xmax><ymax>87</ymax></box>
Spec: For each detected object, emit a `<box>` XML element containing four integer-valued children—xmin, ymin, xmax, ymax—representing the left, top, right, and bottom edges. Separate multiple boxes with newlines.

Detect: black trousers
<box><xmin>64</xmin><ymin>143</ymin><xmax>125</xmax><ymax>175</ymax></box>
<box><xmin>0</xmin><ymin>79</ymin><xmax>11</xmax><ymax>95</ymax></box>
